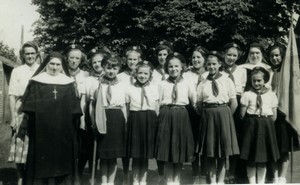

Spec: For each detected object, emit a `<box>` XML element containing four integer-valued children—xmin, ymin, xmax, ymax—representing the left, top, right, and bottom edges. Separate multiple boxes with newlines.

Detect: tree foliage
<box><xmin>32</xmin><ymin>0</ymin><xmax>299</xmax><ymax>59</ymax></box>
<box><xmin>0</xmin><ymin>41</ymin><xmax>17</xmax><ymax>62</ymax></box>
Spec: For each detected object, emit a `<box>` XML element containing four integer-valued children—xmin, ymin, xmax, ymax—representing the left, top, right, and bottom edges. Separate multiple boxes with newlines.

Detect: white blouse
<box><xmin>9</xmin><ymin>63</ymin><xmax>39</xmax><ymax>97</ymax></box>
<box><xmin>126</xmin><ymin>83</ymin><xmax>159</xmax><ymax>111</ymax></box>
<box><xmin>159</xmin><ymin>78</ymin><xmax>197</xmax><ymax>106</ymax></box>
<box><xmin>223</xmin><ymin>65</ymin><xmax>247</xmax><ymax>95</ymax></box>
<box><xmin>85</xmin><ymin>76</ymin><xmax>99</xmax><ymax>100</ymax></box>
<box><xmin>240</xmin><ymin>90</ymin><xmax>278</xmax><ymax>116</ymax></box>
<box><xmin>152</xmin><ymin>69</ymin><xmax>169</xmax><ymax>85</ymax></box>
<box><xmin>117</xmin><ymin>71</ymin><xmax>135</xmax><ymax>86</ymax></box>
<box><xmin>71</xmin><ymin>70</ymin><xmax>89</xmax><ymax>96</ymax></box>
<box><xmin>197</xmin><ymin>74</ymin><xmax>236</xmax><ymax>104</ymax></box>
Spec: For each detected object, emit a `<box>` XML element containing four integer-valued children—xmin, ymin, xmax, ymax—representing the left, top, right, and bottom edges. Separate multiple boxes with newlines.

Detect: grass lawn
<box><xmin>1</xmin><ymin>122</ymin><xmax>300</xmax><ymax>184</ymax></box>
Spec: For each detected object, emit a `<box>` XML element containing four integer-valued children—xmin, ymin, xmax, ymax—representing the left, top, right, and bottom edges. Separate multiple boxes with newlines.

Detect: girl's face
<box><xmin>206</xmin><ymin>56</ymin><xmax>221</xmax><ymax>75</ymax></box>
<box><xmin>251</xmin><ymin>72</ymin><xmax>265</xmax><ymax>90</ymax></box>
<box><xmin>248</xmin><ymin>47</ymin><xmax>262</xmax><ymax>64</ymax></box>
<box><xmin>136</xmin><ymin>66</ymin><xmax>151</xmax><ymax>84</ymax></box>
<box><xmin>127</xmin><ymin>51</ymin><xmax>140</xmax><ymax>71</ymax></box>
<box><xmin>46</xmin><ymin>58</ymin><xmax>63</xmax><ymax>76</ymax></box>
<box><xmin>68</xmin><ymin>49</ymin><xmax>82</xmax><ymax>70</ymax></box>
<box><xmin>192</xmin><ymin>51</ymin><xmax>205</xmax><ymax>69</ymax></box>
<box><xmin>91</xmin><ymin>54</ymin><xmax>104</xmax><ymax>73</ymax></box>
<box><xmin>23</xmin><ymin>47</ymin><xmax>37</xmax><ymax>66</ymax></box>
<box><xmin>269</xmin><ymin>48</ymin><xmax>282</xmax><ymax>66</ymax></box>
<box><xmin>157</xmin><ymin>49</ymin><xmax>169</xmax><ymax>66</ymax></box>
<box><xmin>224</xmin><ymin>47</ymin><xmax>239</xmax><ymax>66</ymax></box>
<box><xmin>168</xmin><ymin>58</ymin><xmax>183</xmax><ymax>78</ymax></box>
<box><xmin>104</xmin><ymin>64</ymin><xmax>120</xmax><ymax>79</ymax></box>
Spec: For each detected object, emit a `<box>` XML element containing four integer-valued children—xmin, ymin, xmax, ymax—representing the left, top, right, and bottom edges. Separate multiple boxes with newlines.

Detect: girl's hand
<box><xmin>10</xmin><ymin>117</ymin><xmax>17</xmax><ymax>132</ymax></box>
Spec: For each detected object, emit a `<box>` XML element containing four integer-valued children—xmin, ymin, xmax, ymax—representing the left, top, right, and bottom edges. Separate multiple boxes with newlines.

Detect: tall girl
<box><xmin>268</xmin><ymin>43</ymin><xmax>299</xmax><ymax>183</ymax></box>
<box><xmin>126</xmin><ymin>61</ymin><xmax>159</xmax><ymax>185</ymax></box>
<box><xmin>155</xmin><ymin>52</ymin><xmax>196</xmax><ymax>185</ymax></box>
<box><xmin>8</xmin><ymin>41</ymin><xmax>40</xmax><ymax>185</ymax></box>
<box><xmin>79</xmin><ymin>49</ymin><xmax>109</xmax><ymax>178</ymax></box>
<box><xmin>222</xmin><ymin>43</ymin><xmax>247</xmax><ymax>183</ymax></box>
<box><xmin>196</xmin><ymin>51</ymin><xmax>239</xmax><ymax>184</ymax></box>
<box><xmin>90</xmin><ymin>55</ymin><xmax>126</xmax><ymax>185</ymax></box>
<box><xmin>240</xmin><ymin>67</ymin><xmax>280</xmax><ymax>184</ymax></box>
<box><xmin>183</xmin><ymin>46</ymin><xmax>208</xmax><ymax>184</ymax></box>
<box><xmin>152</xmin><ymin>41</ymin><xmax>173</xmax><ymax>84</ymax></box>
<box><xmin>118</xmin><ymin>46</ymin><xmax>142</xmax><ymax>86</ymax></box>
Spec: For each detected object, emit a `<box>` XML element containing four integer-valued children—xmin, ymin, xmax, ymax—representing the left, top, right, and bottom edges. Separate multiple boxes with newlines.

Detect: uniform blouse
<box><xmin>152</xmin><ymin>69</ymin><xmax>169</xmax><ymax>85</ymax></box>
<box><xmin>159</xmin><ymin>78</ymin><xmax>197</xmax><ymax>106</ymax></box>
<box><xmin>126</xmin><ymin>83</ymin><xmax>159</xmax><ymax>111</ymax></box>
<box><xmin>85</xmin><ymin>76</ymin><xmax>99</xmax><ymax>100</ymax></box>
<box><xmin>197</xmin><ymin>74</ymin><xmax>236</xmax><ymax>104</ymax></box>
<box><xmin>9</xmin><ymin>63</ymin><xmax>39</xmax><ymax>97</ymax></box>
<box><xmin>117</xmin><ymin>71</ymin><xmax>135</xmax><ymax>86</ymax></box>
<box><xmin>240</xmin><ymin>90</ymin><xmax>278</xmax><ymax>116</ymax></box>
<box><xmin>223</xmin><ymin>65</ymin><xmax>247</xmax><ymax>95</ymax></box>
<box><xmin>71</xmin><ymin>70</ymin><xmax>88</xmax><ymax>96</ymax></box>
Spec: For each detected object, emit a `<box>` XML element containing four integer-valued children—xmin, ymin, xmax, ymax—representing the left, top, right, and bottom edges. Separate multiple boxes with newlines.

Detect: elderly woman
<box><xmin>8</xmin><ymin>41</ymin><xmax>40</xmax><ymax>185</ymax></box>
<box><xmin>23</xmin><ymin>52</ymin><xmax>82</xmax><ymax>185</ymax></box>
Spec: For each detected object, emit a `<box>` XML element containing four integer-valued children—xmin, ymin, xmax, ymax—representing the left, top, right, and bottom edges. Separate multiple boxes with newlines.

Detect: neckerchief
<box><xmin>191</xmin><ymin>67</ymin><xmax>205</xmax><ymax>85</ymax></box>
<box><xmin>156</xmin><ymin>66</ymin><xmax>166</xmax><ymax>80</ymax></box>
<box><xmin>101</xmin><ymin>76</ymin><xmax>118</xmax><ymax>105</ymax></box>
<box><xmin>134</xmin><ymin>81</ymin><xmax>150</xmax><ymax>108</ymax></box>
<box><xmin>251</xmin><ymin>86</ymin><xmax>269</xmax><ymax>115</ymax></box>
<box><xmin>91</xmin><ymin>71</ymin><xmax>105</xmax><ymax>80</ymax></box>
<box><xmin>224</xmin><ymin>64</ymin><xmax>237</xmax><ymax>83</ymax></box>
<box><xmin>167</xmin><ymin>76</ymin><xmax>183</xmax><ymax>104</ymax></box>
<box><xmin>206</xmin><ymin>72</ymin><xmax>222</xmax><ymax>97</ymax></box>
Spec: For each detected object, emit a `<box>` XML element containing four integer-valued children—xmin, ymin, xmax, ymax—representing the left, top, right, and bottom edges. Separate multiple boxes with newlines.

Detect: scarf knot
<box><xmin>206</xmin><ymin>72</ymin><xmax>222</xmax><ymax>97</ymax></box>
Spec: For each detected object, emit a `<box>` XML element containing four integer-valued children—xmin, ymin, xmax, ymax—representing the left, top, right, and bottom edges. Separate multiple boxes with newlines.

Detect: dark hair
<box><xmin>125</xmin><ymin>46</ymin><xmax>143</xmax><ymax>58</ymax></box>
<box><xmin>32</xmin><ymin>52</ymin><xmax>70</xmax><ymax>77</ymax></box>
<box><xmin>135</xmin><ymin>60</ymin><xmax>154</xmax><ymax>81</ymax></box>
<box><xmin>251</xmin><ymin>66</ymin><xmax>270</xmax><ymax>83</ymax></box>
<box><xmin>64</xmin><ymin>44</ymin><xmax>86</xmax><ymax>64</ymax></box>
<box><xmin>155</xmin><ymin>41</ymin><xmax>173</xmax><ymax>55</ymax></box>
<box><xmin>164</xmin><ymin>52</ymin><xmax>186</xmax><ymax>74</ymax></box>
<box><xmin>223</xmin><ymin>42</ymin><xmax>241</xmax><ymax>58</ymax></box>
<box><xmin>206</xmin><ymin>51</ymin><xmax>223</xmax><ymax>63</ymax></box>
<box><xmin>19</xmin><ymin>41</ymin><xmax>40</xmax><ymax>64</ymax></box>
<box><xmin>267</xmin><ymin>43</ymin><xmax>286</xmax><ymax>70</ymax></box>
<box><xmin>102</xmin><ymin>54</ymin><xmax>123</xmax><ymax>68</ymax></box>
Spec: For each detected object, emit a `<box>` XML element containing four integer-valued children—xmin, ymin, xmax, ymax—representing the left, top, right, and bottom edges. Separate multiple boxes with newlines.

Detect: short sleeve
<box><xmin>240</xmin><ymin>92</ymin><xmax>249</xmax><ymax>106</ymax></box>
<box><xmin>241</xmin><ymin>68</ymin><xmax>247</xmax><ymax>87</ymax></box>
<box><xmin>227</xmin><ymin>79</ymin><xmax>237</xmax><ymax>99</ymax></box>
<box><xmin>271</xmin><ymin>92</ymin><xmax>278</xmax><ymax>108</ymax></box>
<box><xmin>188</xmin><ymin>82</ymin><xmax>197</xmax><ymax>105</ymax></box>
<box><xmin>8</xmin><ymin>69</ymin><xmax>19</xmax><ymax>96</ymax></box>
<box><xmin>125</xmin><ymin>88</ymin><xmax>131</xmax><ymax>103</ymax></box>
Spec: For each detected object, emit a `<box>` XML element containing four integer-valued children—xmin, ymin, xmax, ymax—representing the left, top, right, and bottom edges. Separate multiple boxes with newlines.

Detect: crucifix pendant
<box><xmin>53</xmin><ymin>86</ymin><xmax>58</xmax><ymax>100</ymax></box>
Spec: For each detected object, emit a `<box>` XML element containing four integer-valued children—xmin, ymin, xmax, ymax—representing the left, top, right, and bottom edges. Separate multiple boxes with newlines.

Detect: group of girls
<box><xmin>8</xmin><ymin>40</ymin><xmax>299</xmax><ymax>185</ymax></box>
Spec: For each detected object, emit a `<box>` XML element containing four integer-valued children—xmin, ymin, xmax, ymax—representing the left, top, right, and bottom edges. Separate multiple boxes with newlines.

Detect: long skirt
<box><xmin>196</xmin><ymin>105</ymin><xmax>239</xmax><ymax>158</ymax></box>
<box><xmin>127</xmin><ymin>110</ymin><xmax>157</xmax><ymax>159</ymax></box>
<box><xmin>240</xmin><ymin>115</ymin><xmax>280</xmax><ymax>162</ymax></box>
<box><xmin>97</xmin><ymin>109</ymin><xmax>126</xmax><ymax>159</ymax></box>
<box><xmin>8</xmin><ymin>113</ymin><xmax>29</xmax><ymax>164</ymax></box>
<box><xmin>155</xmin><ymin>105</ymin><xmax>194</xmax><ymax>163</ymax></box>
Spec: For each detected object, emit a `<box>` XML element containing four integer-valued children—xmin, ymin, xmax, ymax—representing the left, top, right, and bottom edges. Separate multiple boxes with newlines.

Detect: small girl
<box><xmin>90</xmin><ymin>54</ymin><xmax>126</xmax><ymax>185</ymax></box>
<box><xmin>196</xmin><ymin>51</ymin><xmax>239</xmax><ymax>184</ymax></box>
<box><xmin>126</xmin><ymin>61</ymin><xmax>159</xmax><ymax>185</ymax></box>
<box><xmin>222</xmin><ymin>42</ymin><xmax>247</xmax><ymax>183</ymax></box>
<box><xmin>155</xmin><ymin>52</ymin><xmax>196</xmax><ymax>185</ymax></box>
<box><xmin>117</xmin><ymin>46</ymin><xmax>142</xmax><ymax>86</ymax></box>
<box><xmin>183</xmin><ymin>46</ymin><xmax>208</xmax><ymax>184</ymax></box>
<box><xmin>79</xmin><ymin>49</ymin><xmax>109</xmax><ymax>178</ymax></box>
<box><xmin>152</xmin><ymin>41</ymin><xmax>173</xmax><ymax>84</ymax></box>
<box><xmin>240</xmin><ymin>66</ymin><xmax>280</xmax><ymax>184</ymax></box>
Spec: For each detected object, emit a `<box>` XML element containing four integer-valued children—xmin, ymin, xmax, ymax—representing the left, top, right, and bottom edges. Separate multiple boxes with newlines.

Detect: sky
<box><xmin>0</xmin><ymin>0</ymin><xmax>39</xmax><ymax>53</ymax></box>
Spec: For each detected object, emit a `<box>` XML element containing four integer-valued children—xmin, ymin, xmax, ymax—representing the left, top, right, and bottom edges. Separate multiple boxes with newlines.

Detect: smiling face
<box><xmin>67</xmin><ymin>49</ymin><xmax>82</xmax><ymax>70</ymax></box>
<box><xmin>192</xmin><ymin>51</ymin><xmax>205</xmax><ymax>69</ymax></box>
<box><xmin>251</xmin><ymin>72</ymin><xmax>265</xmax><ymax>90</ymax></box>
<box><xmin>168</xmin><ymin>58</ymin><xmax>183</xmax><ymax>78</ymax></box>
<box><xmin>206</xmin><ymin>56</ymin><xmax>221</xmax><ymax>75</ymax></box>
<box><xmin>127</xmin><ymin>51</ymin><xmax>140</xmax><ymax>71</ymax></box>
<box><xmin>224</xmin><ymin>47</ymin><xmax>239</xmax><ymax>66</ymax></box>
<box><xmin>157</xmin><ymin>49</ymin><xmax>169</xmax><ymax>66</ymax></box>
<box><xmin>103</xmin><ymin>63</ymin><xmax>120</xmax><ymax>79</ymax></box>
<box><xmin>23</xmin><ymin>47</ymin><xmax>37</xmax><ymax>66</ymax></box>
<box><xmin>269</xmin><ymin>48</ymin><xmax>282</xmax><ymax>66</ymax></box>
<box><xmin>91</xmin><ymin>54</ymin><xmax>104</xmax><ymax>73</ymax></box>
<box><xmin>136</xmin><ymin>66</ymin><xmax>151</xmax><ymax>84</ymax></box>
<box><xmin>248</xmin><ymin>47</ymin><xmax>262</xmax><ymax>64</ymax></box>
<box><xmin>46</xmin><ymin>58</ymin><xmax>63</xmax><ymax>76</ymax></box>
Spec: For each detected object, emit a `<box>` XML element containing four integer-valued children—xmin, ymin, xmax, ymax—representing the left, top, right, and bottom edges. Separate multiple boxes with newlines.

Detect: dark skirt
<box><xmin>196</xmin><ymin>105</ymin><xmax>239</xmax><ymax>158</ymax></box>
<box><xmin>155</xmin><ymin>105</ymin><xmax>194</xmax><ymax>163</ymax></box>
<box><xmin>275</xmin><ymin>109</ymin><xmax>300</xmax><ymax>153</ymax></box>
<box><xmin>240</xmin><ymin>115</ymin><xmax>280</xmax><ymax>162</ymax></box>
<box><xmin>186</xmin><ymin>103</ymin><xmax>201</xmax><ymax>151</ymax></box>
<box><xmin>127</xmin><ymin>110</ymin><xmax>157</xmax><ymax>158</ymax></box>
<box><xmin>97</xmin><ymin>109</ymin><xmax>126</xmax><ymax>159</ymax></box>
